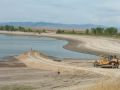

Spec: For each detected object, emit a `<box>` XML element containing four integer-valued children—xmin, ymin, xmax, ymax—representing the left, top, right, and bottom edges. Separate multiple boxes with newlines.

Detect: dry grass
<box><xmin>89</xmin><ymin>79</ymin><xmax>120</xmax><ymax>90</ymax></box>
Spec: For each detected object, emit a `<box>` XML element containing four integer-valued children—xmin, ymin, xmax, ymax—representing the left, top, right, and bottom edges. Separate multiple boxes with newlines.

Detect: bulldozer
<box><xmin>94</xmin><ymin>55</ymin><xmax>119</xmax><ymax>68</ymax></box>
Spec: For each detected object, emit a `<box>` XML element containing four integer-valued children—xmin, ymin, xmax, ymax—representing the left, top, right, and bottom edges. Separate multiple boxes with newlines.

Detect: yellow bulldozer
<box><xmin>94</xmin><ymin>55</ymin><xmax>119</xmax><ymax>68</ymax></box>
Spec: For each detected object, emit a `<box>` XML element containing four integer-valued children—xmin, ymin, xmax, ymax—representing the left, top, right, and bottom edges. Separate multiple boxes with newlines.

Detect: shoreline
<box><xmin>47</xmin><ymin>36</ymin><xmax>100</xmax><ymax>55</ymax></box>
<box><xmin>42</xmin><ymin>34</ymin><xmax>120</xmax><ymax>57</ymax></box>
<box><xmin>0</xmin><ymin>31</ymin><xmax>120</xmax><ymax>58</ymax></box>
<box><xmin>0</xmin><ymin>31</ymin><xmax>99</xmax><ymax>59</ymax></box>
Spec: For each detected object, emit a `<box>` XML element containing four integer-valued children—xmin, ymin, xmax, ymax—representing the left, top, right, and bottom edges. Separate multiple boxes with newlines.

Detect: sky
<box><xmin>0</xmin><ymin>0</ymin><xmax>120</xmax><ymax>27</ymax></box>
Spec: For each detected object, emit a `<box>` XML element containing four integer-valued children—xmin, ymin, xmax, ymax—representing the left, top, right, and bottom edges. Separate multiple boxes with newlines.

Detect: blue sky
<box><xmin>0</xmin><ymin>0</ymin><xmax>120</xmax><ymax>26</ymax></box>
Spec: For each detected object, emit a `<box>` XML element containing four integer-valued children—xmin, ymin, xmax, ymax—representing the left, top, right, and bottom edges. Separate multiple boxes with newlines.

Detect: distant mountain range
<box><xmin>0</xmin><ymin>22</ymin><xmax>104</xmax><ymax>30</ymax></box>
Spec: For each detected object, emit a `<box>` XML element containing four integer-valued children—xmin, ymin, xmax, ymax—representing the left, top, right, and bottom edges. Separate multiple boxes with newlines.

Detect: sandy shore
<box><xmin>40</xmin><ymin>33</ymin><xmax>120</xmax><ymax>57</ymax></box>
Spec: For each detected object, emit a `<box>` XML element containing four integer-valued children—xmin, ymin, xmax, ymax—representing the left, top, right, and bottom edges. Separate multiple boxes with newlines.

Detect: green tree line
<box><xmin>56</xmin><ymin>27</ymin><xmax>119</xmax><ymax>37</ymax></box>
<box><xmin>0</xmin><ymin>25</ymin><xmax>46</xmax><ymax>34</ymax></box>
<box><xmin>56</xmin><ymin>29</ymin><xmax>84</xmax><ymax>35</ymax></box>
<box><xmin>85</xmin><ymin>27</ymin><xmax>118</xmax><ymax>36</ymax></box>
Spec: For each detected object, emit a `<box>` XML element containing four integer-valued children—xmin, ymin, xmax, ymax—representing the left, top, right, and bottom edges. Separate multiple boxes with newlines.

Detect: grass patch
<box><xmin>0</xmin><ymin>85</ymin><xmax>34</xmax><ymax>90</ymax></box>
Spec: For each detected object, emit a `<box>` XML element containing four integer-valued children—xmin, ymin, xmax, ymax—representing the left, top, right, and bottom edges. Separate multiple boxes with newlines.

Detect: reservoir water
<box><xmin>0</xmin><ymin>34</ymin><xmax>98</xmax><ymax>59</ymax></box>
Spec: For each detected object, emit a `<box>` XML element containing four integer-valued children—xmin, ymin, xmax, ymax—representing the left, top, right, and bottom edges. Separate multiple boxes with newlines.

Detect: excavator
<box><xmin>94</xmin><ymin>55</ymin><xmax>119</xmax><ymax>68</ymax></box>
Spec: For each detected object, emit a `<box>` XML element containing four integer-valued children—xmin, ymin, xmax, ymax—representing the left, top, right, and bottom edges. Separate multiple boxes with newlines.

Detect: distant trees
<box><xmin>56</xmin><ymin>29</ymin><xmax>85</xmax><ymax>35</ymax></box>
<box><xmin>57</xmin><ymin>27</ymin><xmax>119</xmax><ymax>37</ymax></box>
<box><xmin>91</xmin><ymin>28</ymin><xmax>96</xmax><ymax>35</ymax></box>
<box><xmin>90</xmin><ymin>27</ymin><xmax>104</xmax><ymax>35</ymax></box>
<box><xmin>0</xmin><ymin>25</ymin><xmax>25</xmax><ymax>32</ymax></box>
<box><xmin>85</xmin><ymin>29</ymin><xmax>89</xmax><ymax>35</ymax></box>
<box><xmin>0</xmin><ymin>26</ymin><xmax>3</xmax><ymax>30</ymax></box>
<box><xmin>96</xmin><ymin>27</ymin><xmax>104</xmax><ymax>35</ymax></box>
<box><xmin>104</xmin><ymin>27</ymin><xmax>118</xmax><ymax>35</ymax></box>
<box><xmin>0</xmin><ymin>25</ymin><xmax>47</xmax><ymax>34</ymax></box>
<box><xmin>56</xmin><ymin>29</ymin><xmax>65</xmax><ymax>34</ymax></box>
<box><xmin>86</xmin><ymin>27</ymin><xmax>118</xmax><ymax>36</ymax></box>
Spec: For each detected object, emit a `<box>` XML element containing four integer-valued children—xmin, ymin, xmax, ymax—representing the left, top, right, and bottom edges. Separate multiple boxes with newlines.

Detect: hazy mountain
<box><xmin>0</xmin><ymin>22</ymin><xmax>104</xmax><ymax>29</ymax></box>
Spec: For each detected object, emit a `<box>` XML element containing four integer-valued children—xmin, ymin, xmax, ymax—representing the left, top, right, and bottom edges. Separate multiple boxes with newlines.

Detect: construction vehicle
<box><xmin>94</xmin><ymin>55</ymin><xmax>119</xmax><ymax>68</ymax></box>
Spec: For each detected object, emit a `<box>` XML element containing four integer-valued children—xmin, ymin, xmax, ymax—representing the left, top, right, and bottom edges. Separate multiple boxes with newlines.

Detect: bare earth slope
<box><xmin>0</xmin><ymin>51</ymin><xmax>104</xmax><ymax>90</ymax></box>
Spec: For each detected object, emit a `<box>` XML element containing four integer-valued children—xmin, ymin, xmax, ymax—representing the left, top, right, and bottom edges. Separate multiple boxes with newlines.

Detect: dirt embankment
<box><xmin>16</xmin><ymin>51</ymin><xmax>120</xmax><ymax>90</ymax></box>
<box><xmin>0</xmin><ymin>51</ymin><xmax>120</xmax><ymax>90</ymax></box>
<box><xmin>0</xmin><ymin>51</ymin><xmax>105</xmax><ymax>90</ymax></box>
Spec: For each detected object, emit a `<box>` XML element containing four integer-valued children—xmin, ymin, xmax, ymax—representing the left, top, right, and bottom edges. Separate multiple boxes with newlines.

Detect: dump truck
<box><xmin>94</xmin><ymin>55</ymin><xmax>119</xmax><ymax>68</ymax></box>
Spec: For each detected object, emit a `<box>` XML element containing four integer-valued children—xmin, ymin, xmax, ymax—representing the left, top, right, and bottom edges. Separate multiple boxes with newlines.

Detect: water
<box><xmin>0</xmin><ymin>34</ymin><xmax>98</xmax><ymax>59</ymax></box>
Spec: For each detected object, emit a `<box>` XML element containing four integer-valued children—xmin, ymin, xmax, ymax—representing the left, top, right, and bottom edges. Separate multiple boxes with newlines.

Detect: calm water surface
<box><xmin>0</xmin><ymin>34</ymin><xmax>98</xmax><ymax>59</ymax></box>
